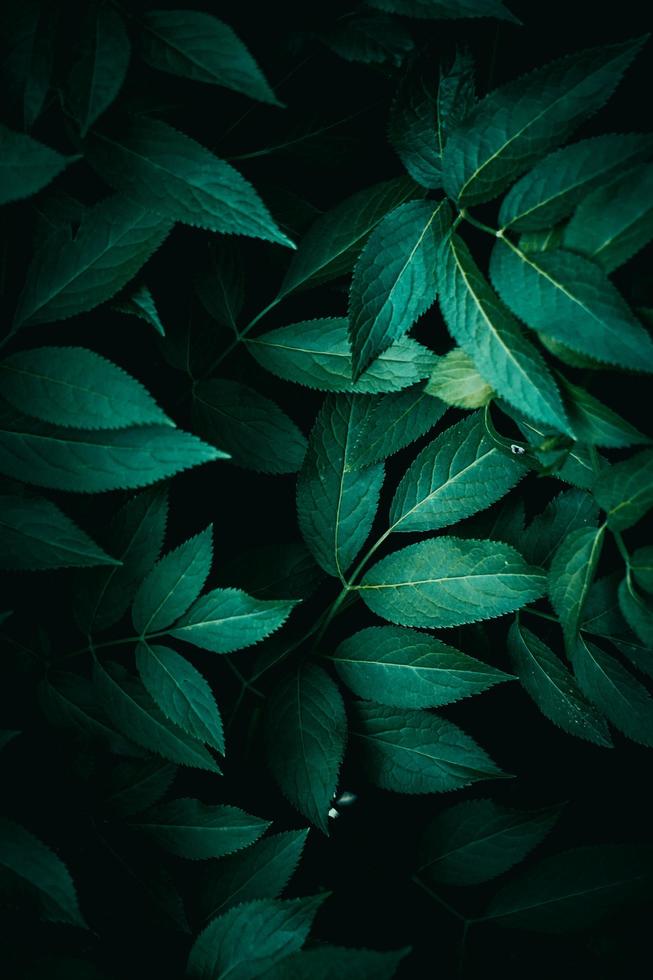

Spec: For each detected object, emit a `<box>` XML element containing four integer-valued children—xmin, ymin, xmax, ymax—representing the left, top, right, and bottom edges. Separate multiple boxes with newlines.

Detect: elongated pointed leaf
<box><xmin>297</xmin><ymin>395</ymin><xmax>384</xmax><ymax>579</ymax></box>
<box><xmin>549</xmin><ymin>525</ymin><xmax>606</xmax><ymax>649</ymax></box>
<box><xmin>132</xmin><ymin>527</ymin><xmax>213</xmax><ymax>634</ymax></box>
<box><xmin>169</xmin><ymin>588</ymin><xmax>296</xmax><ymax>653</ymax></box>
<box><xmin>85</xmin><ymin>117</ymin><xmax>292</xmax><ymax>246</ymax></box>
<box><xmin>425</xmin><ymin>348</ymin><xmax>493</xmax><ymax>409</ymax></box>
<box><xmin>0</xmin><ymin>124</ymin><xmax>73</xmax><ymax>205</ymax></box>
<box><xmin>348</xmin><ymin>200</ymin><xmax>450</xmax><ymax>378</ymax></box>
<box><xmin>631</xmin><ymin>547</ymin><xmax>653</xmax><ymax>594</ymax></box>
<box><xmin>507</xmin><ymin>620</ymin><xmax>612</xmax><ymax>747</ymax></box>
<box><xmin>522</xmin><ymin>489</ymin><xmax>599</xmax><ymax>566</ymax></box>
<box><xmin>333</xmin><ymin>625</ymin><xmax>511</xmax><ymax>708</ymax></box>
<box><xmin>437</xmin><ymin>234</ymin><xmax>570</xmax><ymax>432</ymax></box>
<box><xmin>65</xmin><ymin>4</ymin><xmax>130</xmax><ymax>136</ymax></box>
<box><xmin>104</xmin><ymin>758</ymin><xmax>177</xmax><ymax>818</ymax></box>
<box><xmin>141</xmin><ymin>10</ymin><xmax>280</xmax><ymax>105</ymax></box>
<box><xmin>249</xmin><ymin>318</ymin><xmax>435</xmax><ymax>394</ymax></box>
<box><xmin>618</xmin><ymin>576</ymin><xmax>653</xmax><ymax>647</ymax></box>
<box><xmin>1</xmin><ymin>0</ymin><xmax>58</xmax><ymax>130</ymax></box>
<box><xmin>265</xmin><ymin>664</ymin><xmax>347</xmax><ymax>833</ymax></box>
<box><xmin>419</xmin><ymin>798</ymin><xmax>562</xmax><ymax>886</ymax></box>
<box><xmin>0</xmin><ymin>347</ymin><xmax>171</xmax><ymax>430</ymax></box>
<box><xmin>351</xmin><ymin>701</ymin><xmax>505</xmax><ymax>793</ymax></box>
<box><xmin>321</xmin><ymin>10</ymin><xmax>414</xmax><ymax>67</ymax></box>
<box><xmin>490</xmin><ymin>239</ymin><xmax>653</xmax><ymax>372</ymax></box>
<box><xmin>261</xmin><ymin>945</ymin><xmax>409</xmax><ymax>980</ymax></box>
<box><xmin>388</xmin><ymin>56</ymin><xmax>441</xmax><ymax>188</ymax></box>
<box><xmin>136</xmin><ymin>643</ymin><xmax>224</xmax><ymax>754</ymax></box>
<box><xmin>359</xmin><ymin>536</ymin><xmax>546</xmax><ymax>628</ymax></box>
<box><xmin>113</xmin><ymin>283</ymin><xmax>165</xmax><ymax>336</ymax></box>
<box><xmin>594</xmin><ymin>450</ymin><xmax>653</xmax><ymax>531</ymax></box>
<box><xmin>560</xmin><ymin>376</ymin><xmax>649</xmax><ymax>448</ymax></box>
<box><xmin>193</xmin><ymin>379</ymin><xmax>306</xmax><ymax>474</ymax></box>
<box><xmin>443</xmin><ymin>38</ymin><xmax>645</xmax><ymax>204</ymax></box>
<box><xmin>389</xmin><ymin>411</ymin><xmax>525</xmax><ymax>533</ymax></box>
<box><xmin>14</xmin><ymin>195</ymin><xmax>173</xmax><ymax>327</ymax></box>
<box><xmin>348</xmin><ymin>385</ymin><xmax>447</xmax><ymax>469</ymax></box>
<box><xmin>134</xmin><ymin>798</ymin><xmax>269</xmax><ymax>860</ymax></box>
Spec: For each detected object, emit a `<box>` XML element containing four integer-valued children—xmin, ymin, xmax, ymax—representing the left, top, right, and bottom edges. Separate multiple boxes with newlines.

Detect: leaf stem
<box><xmin>411</xmin><ymin>875</ymin><xmax>469</xmax><ymax>922</ymax></box>
<box><xmin>521</xmin><ymin>607</ymin><xmax>559</xmax><ymax>624</ymax></box>
<box><xmin>613</xmin><ymin>530</ymin><xmax>631</xmax><ymax>568</ymax></box>
<box><xmin>460</xmin><ymin>209</ymin><xmax>501</xmax><ymax>237</ymax></box>
<box><xmin>61</xmin><ymin>630</ymin><xmax>173</xmax><ymax>661</ymax></box>
<box><xmin>202</xmin><ymin>295</ymin><xmax>282</xmax><ymax>377</ymax></box>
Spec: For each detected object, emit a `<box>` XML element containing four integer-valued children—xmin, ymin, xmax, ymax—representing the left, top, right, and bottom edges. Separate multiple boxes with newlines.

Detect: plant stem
<box><xmin>61</xmin><ymin>630</ymin><xmax>173</xmax><ymax>661</ymax></box>
<box><xmin>613</xmin><ymin>530</ymin><xmax>631</xmax><ymax>568</ymax></box>
<box><xmin>460</xmin><ymin>209</ymin><xmax>501</xmax><ymax>237</ymax></box>
<box><xmin>411</xmin><ymin>875</ymin><xmax>468</xmax><ymax>922</ymax></box>
<box><xmin>521</xmin><ymin>608</ymin><xmax>560</xmax><ymax>624</ymax></box>
<box><xmin>201</xmin><ymin>295</ymin><xmax>282</xmax><ymax>377</ymax></box>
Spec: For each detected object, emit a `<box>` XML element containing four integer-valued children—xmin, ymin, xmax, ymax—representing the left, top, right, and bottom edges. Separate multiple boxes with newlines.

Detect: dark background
<box><xmin>1</xmin><ymin>1</ymin><xmax>653</xmax><ymax>977</ymax></box>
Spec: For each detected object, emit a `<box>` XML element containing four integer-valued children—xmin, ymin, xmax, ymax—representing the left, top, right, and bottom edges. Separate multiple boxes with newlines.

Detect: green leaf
<box><xmin>93</xmin><ymin>660</ymin><xmax>221</xmax><ymax>772</ymax></box>
<box><xmin>104</xmin><ymin>758</ymin><xmax>177</xmax><ymax>818</ymax></box>
<box><xmin>389</xmin><ymin>411</ymin><xmax>525</xmax><ymax>533</ymax></box>
<box><xmin>359</xmin><ymin>537</ymin><xmax>545</xmax><ymax>628</ymax></box>
<box><xmin>507</xmin><ymin>620</ymin><xmax>612</xmax><ymax>747</ymax></box>
<box><xmin>248</xmin><ymin>318</ymin><xmax>436</xmax><ymax>394</ymax></box>
<box><xmin>136</xmin><ymin>642</ymin><xmax>224</xmax><ymax>754</ymax></box>
<box><xmin>186</xmin><ymin>895</ymin><xmax>327</xmax><ymax>979</ymax></box>
<box><xmin>549</xmin><ymin>525</ymin><xmax>606</xmax><ymax>649</ymax></box>
<box><xmin>332</xmin><ymin>625</ymin><xmax>512</xmax><ymax>708</ymax></box>
<box><xmin>0</xmin><ymin>124</ymin><xmax>73</xmax><ymax>206</ymax></box>
<box><xmin>75</xmin><ymin>487</ymin><xmax>168</xmax><ymax>633</ymax></box>
<box><xmin>217</xmin><ymin>541</ymin><xmax>324</xmax><ymax>600</ymax></box>
<box><xmin>265</xmin><ymin>663</ymin><xmax>347</xmax><ymax>833</ymax></box>
<box><xmin>618</xmin><ymin>577</ymin><xmax>653</xmax><ymax>647</ymax></box>
<box><xmin>14</xmin><ymin>195</ymin><xmax>173</xmax><ymax>328</ymax></box>
<box><xmin>193</xmin><ymin>380</ymin><xmax>306</xmax><ymax>474</ymax></box>
<box><xmin>141</xmin><ymin>9</ymin><xmax>280</xmax><ymax>105</ymax></box>
<box><xmin>297</xmin><ymin>394</ymin><xmax>384</xmax><ymax>579</ymax></box>
<box><xmin>198</xmin><ymin>829</ymin><xmax>309</xmax><ymax>921</ymax></box>
<box><xmin>499</xmin><ymin>133</ymin><xmax>653</xmax><ymax>231</ymax></box>
<box><xmin>40</xmin><ymin>670</ymin><xmax>134</xmax><ymax>751</ymax></box>
<box><xmin>388</xmin><ymin>56</ymin><xmax>442</xmax><ymax>189</ymax></box>
<box><xmin>0</xmin><ymin>494</ymin><xmax>119</xmax><ymax>571</ymax></box>
<box><xmin>133</xmin><ymin>798</ymin><xmax>269</xmax><ymax>860</ymax></box>
<box><xmin>113</xmin><ymin>283</ymin><xmax>165</xmax><ymax>336</ymax></box>
<box><xmin>194</xmin><ymin>240</ymin><xmax>244</xmax><ymax>334</ymax></box>
<box><xmin>425</xmin><ymin>349</ymin><xmax>493</xmax><ymax>409</ymax></box>
<box><xmin>0</xmin><ymin>0</ymin><xmax>58</xmax><ymax>130</ymax></box>
<box><xmin>631</xmin><ymin>547</ymin><xmax>653</xmax><ymax>594</ymax></box>
<box><xmin>85</xmin><ymin>117</ymin><xmax>293</xmax><ymax>247</ymax></box>
<box><xmin>64</xmin><ymin>4</ymin><xmax>130</xmax><ymax>136</ymax></box>
<box><xmin>594</xmin><ymin>450</ymin><xmax>653</xmax><ymax>531</ymax></box>
<box><xmin>351</xmin><ymin>701</ymin><xmax>505</xmax><ymax>793</ymax></box>
<box><xmin>368</xmin><ymin>1</ymin><xmax>518</xmax><ymax>21</ymax></box>
<box><xmin>522</xmin><ymin>489</ymin><xmax>599</xmax><ymax>567</ymax></box>
<box><xmin>563</xmin><ymin>161</ymin><xmax>653</xmax><ymax>271</ymax></box>
<box><xmin>489</xmin><ymin>239</ymin><xmax>653</xmax><ymax>372</ymax></box>
<box><xmin>279</xmin><ymin>177</ymin><xmax>423</xmax><ymax>297</ymax></box>
<box><xmin>437</xmin><ymin>234</ymin><xmax>570</xmax><ymax>432</ymax></box>
<box><xmin>459</xmin><ymin>494</ymin><xmax>525</xmax><ymax>548</ymax></box>
<box><xmin>560</xmin><ymin>376</ymin><xmax>650</xmax><ymax>448</ymax></box>
<box><xmin>169</xmin><ymin>589</ymin><xmax>297</xmax><ymax>654</ymax></box>
<box><xmin>348</xmin><ymin>200</ymin><xmax>451</xmax><ymax>378</ymax></box>
<box><xmin>132</xmin><ymin>527</ymin><xmax>213</xmax><ymax>635</ymax></box>
<box><xmin>436</xmin><ymin>47</ymin><xmax>477</xmax><ymax>152</ymax></box>
<box><xmin>419</xmin><ymin>798</ymin><xmax>562</xmax><ymax>886</ymax></box>
<box><xmin>0</xmin><ymin>347</ymin><xmax>171</xmax><ymax>430</ymax></box>
<box><xmin>260</xmin><ymin>945</ymin><xmax>409</xmax><ymax>980</ymax></box>
<box><xmin>321</xmin><ymin>11</ymin><xmax>414</xmax><ymax>67</ymax></box>
<box><xmin>573</xmin><ymin>634</ymin><xmax>653</xmax><ymax>746</ymax></box>
<box><xmin>0</xmin><ymin>817</ymin><xmax>86</xmax><ymax>929</ymax></box>
<box><xmin>509</xmin><ymin>411</ymin><xmax>601</xmax><ymax>490</ymax></box>
<box><xmin>348</xmin><ymin>385</ymin><xmax>447</xmax><ymax>469</ymax></box>
<box><xmin>483</xmin><ymin>844</ymin><xmax>653</xmax><ymax>931</ymax></box>
<box><xmin>443</xmin><ymin>38</ymin><xmax>645</xmax><ymax>205</ymax></box>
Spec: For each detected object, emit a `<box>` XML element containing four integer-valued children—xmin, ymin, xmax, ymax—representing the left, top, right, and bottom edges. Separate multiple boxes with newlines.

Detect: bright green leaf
<box><xmin>425</xmin><ymin>348</ymin><xmax>493</xmax><ymax>409</ymax></box>
<box><xmin>169</xmin><ymin>589</ymin><xmax>297</xmax><ymax>654</ymax></box>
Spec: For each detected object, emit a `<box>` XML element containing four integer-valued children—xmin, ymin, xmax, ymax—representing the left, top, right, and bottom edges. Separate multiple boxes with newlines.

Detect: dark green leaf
<box><xmin>348</xmin><ymin>384</ymin><xmax>447</xmax><ymax>469</ymax></box>
<box><xmin>388</xmin><ymin>56</ymin><xmax>442</xmax><ymax>189</ymax></box>
<box><xmin>594</xmin><ymin>450</ymin><xmax>653</xmax><ymax>531</ymax></box>
<box><xmin>368</xmin><ymin>1</ymin><xmax>518</xmax><ymax>21</ymax></box>
<box><xmin>261</xmin><ymin>945</ymin><xmax>409</xmax><ymax>980</ymax></box>
<box><xmin>618</xmin><ymin>576</ymin><xmax>653</xmax><ymax>647</ymax></box>
<box><xmin>549</xmin><ymin>525</ymin><xmax>606</xmax><ymax>649</ymax></box>
<box><xmin>64</xmin><ymin>4</ymin><xmax>130</xmax><ymax>136</ymax></box>
<box><xmin>0</xmin><ymin>124</ymin><xmax>73</xmax><ymax>206</ymax></box>
<box><xmin>522</xmin><ymin>489</ymin><xmax>599</xmax><ymax>566</ymax></box>
<box><xmin>104</xmin><ymin>758</ymin><xmax>177</xmax><ymax>818</ymax></box>
<box><xmin>560</xmin><ymin>376</ymin><xmax>650</xmax><ymax>448</ymax></box>
<box><xmin>631</xmin><ymin>547</ymin><xmax>653</xmax><ymax>594</ymax></box>
<box><xmin>113</xmin><ymin>283</ymin><xmax>165</xmax><ymax>336</ymax></box>
<box><xmin>133</xmin><ymin>798</ymin><xmax>269</xmax><ymax>860</ymax></box>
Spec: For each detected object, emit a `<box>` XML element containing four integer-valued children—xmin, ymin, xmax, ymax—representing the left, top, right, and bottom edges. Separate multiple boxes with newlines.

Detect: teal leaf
<box><xmin>64</xmin><ymin>4</ymin><xmax>130</xmax><ymax>136</ymax></box>
<box><xmin>348</xmin><ymin>384</ymin><xmax>447</xmax><ymax>469</ymax></box>
<box><xmin>321</xmin><ymin>11</ymin><xmax>414</xmax><ymax>67</ymax></box>
<box><xmin>194</xmin><ymin>240</ymin><xmax>244</xmax><ymax>334</ymax></box>
<box><xmin>261</xmin><ymin>945</ymin><xmax>409</xmax><ymax>980</ymax></box>
<box><xmin>0</xmin><ymin>493</ymin><xmax>119</xmax><ymax>570</ymax></box>
<box><xmin>104</xmin><ymin>758</ymin><xmax>177</xmax><ymax>818</ymax></box>
<box><xmin>141</xmin><ymin>9</ymin><xmax>280</xmax><ymax>105</ymax></box>
<box><xmin>389</xmin><ymin>411</ymin><xmax>525</xmax><ymax>533</ymax></box>
<box><xmin>265</xmin><ymin>663</ymin><xmax>347</xmax><ymax>833</ymax></box>
<box><xmin>169</xmin><ymin>589</ymin><xmax>297</xmax><ymax>654</ymax></box>
<box><xmin>549</xmin><ymin>525</ymin><xmax>606</xmax><ymax>649</ymax></box>
<box><xmin>133</xmin><ymin>798</ymin><xmax>269</xmax><ymax>860</ymax></box>
<box><xmin>580</xmin><ymin>574</ymin><xmax>630</xmax><ymax>639</ymax></box>
<box><xmin>136</xmin><ymin>642</ymin><xmax>224</xmax><ymax>755</ymax></box>
<box><xmin>132</xmin><ymin>527</ymin><xmax>213</xmax><ymax>635</ymax></box>
<box><xmin>348</xmin><ymin>200</ymin><xmax>451</xmax><ymax>378</ymax></box>
<box><xmin>483</xmin><ymin>844</ymin><xmax>653</xmax><ymax>931</ymax></box>
<box><xmin>437</xmin><ymin>234</ymin><xmax>570</xmax><ymax>432</ymax></box>
<box><xmin>631</xmin><ymin>547</ymin><xmax>653</xmax><ymax>594</ymax></box>
<box><xmin>367</xmin><ymin>1</ymin><xmax>518</xmax><ymax>21</ymax></box>
<box><xmin>0</xmin><ymin>0</ymin><xmax>58</xmax><ymax>130</ymax></box>
<box><xmin>198</xmin><ymin>829</ymin><xmax>309</xmax><ymax>921</ymax></box>
<box><xmin>113</xmin><ymin>283</ymin><xmax>165</xmax><ymax>336</ymax></box>
<box><xmin>0</xmin><ymin>124</ymin><xmax>73</xmax><ymax>206</ymax></box>
<box><xmin>0</xmin><ymin>817</ymin><xmax>86</xmax><ymax>929</ymax></box>
<box><xmin>522</xmin><ymin>489</ymin><xmax>599</xmax><ymax>567</ymax></box>
<box><xmin>594</xmin><ymin>450</ymin><xmax>653</xmax><ymax>531</ymax></box>
<box><xmin>419</xmin><ymin>798</ymin><xmax>562</xmax><ymax>886</ymax></box>
<box><xmin>332</xmin><ymin>625</ymin><xmax>512</xmax><ymax>708</ymax></box>
<box><xmin>489</xmin><ymin>239</ymin><xmax>653</xmax><ymax>372</ymax></box>
<box><xmin>93</xmin><ymin>661</ymin><xmax>221</xmax><ymax>772</ymax></box>
<box><xmin>507</xmin><ymin>620</ymin><xmax>612</xmax><ymax>747</ymax></box>
<box><xmin>279</xmin><ymin>177</ymin><xmax>423</xmax><ymax>297</ymax></box>
<box><xmin>351</xmin><ymin>701</ymin><xmax>505</xmax><ymax>793</ymax></box>
<box><xmin>193</xmin><ymin>379</ymin><xmax>306</xmax><ymax>474</ymax></box>
<box><xmin>425</xmin><ymin>348</ymin><xmax>493</xmax><ymax>409</ymax></box>
<box><xmin>14</xmin><ymin>195</ymin><xmax>173</xmax><ymax>328</ymax></box>
<box><xmin>0</xmin><ymin>347</ymin><xmax>171</xmax><ymax>430</ymax></box>
<box><xmin>297</xmin><ymin>395</ymin><xmax>384</xmax><ymax>580</ymax></box>
<box><xmin>618</xmin><ymin>577</ymin><xmax>653</xmax><ymax>647</ymax></box>
<box><xmin>359</xmin><ymin>537</ymin><xmax>546</xmax><ymax>628</ymax></box>
<box><xmin>248</xmin><ymin>318</ymin><xmax>435</xmax><ymax>394</ymax></box>
<box><xmin>217</xmin><ymin>541</ymin><xmax>324</xmax><ymax>601</ymax></box>
<box><xmin>560</xmin><ymin>376</ymin><xmax>650</xmax><ymax>448</ymax></box>
<box><xmin>443</xmin><ymin>38</ymin><xmax>645</xmax><ymax>205</ymax></box>
<box><xmin>0</xmin><ymin>410</ymin><xmax>225</xmax><ymax>493</ymax></box>
<box><xmin>388</xmin><ymin>56</ymin><xmax>442</xmax><ymax>189</ymax></box>
<box><xmin>85</xmin><ymin>117</ymin><xmax>293</xmax><ymax>247</ymax></box>
<box><xmin>563</xmin><ymin>161</ymin><xmax>653</xmax><ymax>271</ymax></box>
<box><xmin>436</xmin><ymin>47</ymin><xmax>477</xmax><ymax>153</ymax></box>
<box><xmin>40</xmin><ymin>670</ymin><xmax>134</xmax><ymax>751</ymax></box>
<box><xmin>186</xmin><ymin>895</ymin><xmax>327</xmax><ymax>980</ymax></box>
<box><xmin>499</xmin><ymin>133</ymin><xmax>653</xmax><ymax>231</ymax></box>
